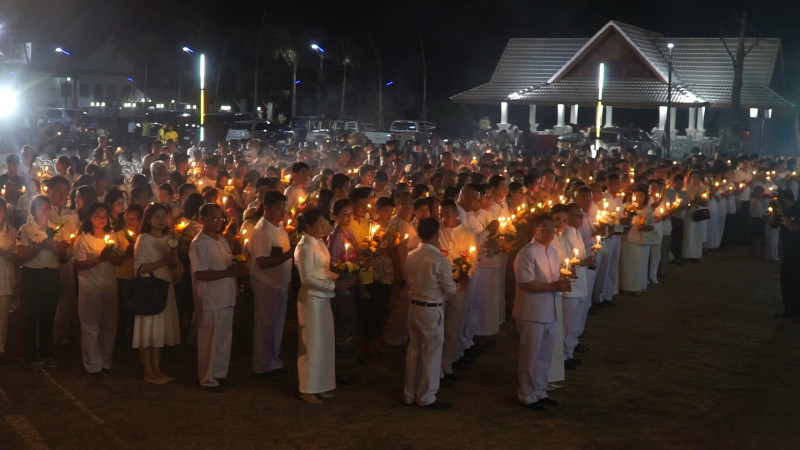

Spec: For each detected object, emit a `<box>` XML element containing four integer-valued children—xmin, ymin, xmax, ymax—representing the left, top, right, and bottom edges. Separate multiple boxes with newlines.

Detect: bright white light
<box><xmin>220</xmin><ymin>105</ymin><xmax>231</xmax><ymax>111</ymax></box>
<box><xmin>750</xmin><ymin>108</ymin><xmax>759</xmax><ymax>118</ymax></box>
<box><xmin>311</xmin><ymin>43</ymin><xmax>325</xmax><ymax>53</ymax></box>
<box><xmin>0</xmin><ymin>88</ymin><xmax>19</xmax><ymax>117</ymax></box>
<box><xmin>55</xmin><ymin>47</ymin><xmax>71</xmax><ymax>56</ymax></box>
<box><xmin>597</xmin><ymin>63</ymin><xmax>605</xmax><ymax>101</ymax></box>
<box><xmin>667</xmin><ymin>42</ymin><xmax>674</xmax><ymax>50</ymax></box>
<box><xmin>182</xmin><ymin>46</ymin><xmax>194</xmax><ymax>54</ymax></box>
<box><xmin>508</xmin><ymin>92</ymin><xmax>521</xmax><ymax>100</ymax></box>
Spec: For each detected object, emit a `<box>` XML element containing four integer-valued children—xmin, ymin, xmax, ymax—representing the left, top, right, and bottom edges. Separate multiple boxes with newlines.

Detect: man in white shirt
<box><xmin>384</xmin><ymin>192</ymin><xmax>418</xmax><ymax>347</ymax></box>
<box><xmin>190</xmin><ymin>203</ymin><xmax>249</xmax><ymax>393</ymax></box>
<box><xmin>404</xmin><ymin>217</ymin><xmax>457</xmax><ymax>409</ymax></box>
<box><xmin>437</xmin><ymin>200</ymin><xmax>477</xmax><ymax>380</ymax></box>
<box><xmin>513</xmin><ymin>214</ymin><xmax>571</xmax><ymax>411</ymax></box>
<box><xmin>284</xmin><ymin>162</ymin><xmax>310</xmax><ymax>213</ymax></box>
<box><xmin>249</xmin><ymin>192</ymin><xmax>295</xmax><ymax>379</ymax></box>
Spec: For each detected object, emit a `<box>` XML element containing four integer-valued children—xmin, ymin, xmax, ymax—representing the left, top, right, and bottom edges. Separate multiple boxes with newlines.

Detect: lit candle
<box><xmin>344</xmin><ymin>242</ymin><xmax>350</xmax><ymax>258</ymax></box>
<box><xmin>228</xmin><ymin>179</ymin><xmax>233</xmax><ymax>186</ymax></box>
<box><xmin>222</xmin><ymin>196</ymin><xmax>228</xmax><ymax>206</ymax></box>
<box><xmin>404</xmin><ymin>233</ymin><xmax>409</xmax><ymax>240</ymax></box>
<box><xmin>299</xmin><ymin>196</ymin><xmax>305</xmax><ymax>204</ymax></box>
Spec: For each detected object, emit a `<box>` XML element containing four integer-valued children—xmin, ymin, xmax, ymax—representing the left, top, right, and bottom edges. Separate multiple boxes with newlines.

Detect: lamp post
<box><xmin>311</xmin><ymin>43</ymin><xmax>325</xmax><ymax>115</ymax></box>
<box><xmin>665</xmin><ymin>42</ymin><xmax>674</xmax><ymax>157</ymax></box>
<box><xmin>340</xmin><ymin>56</ymin><xmax>350</xmax><ymax>119</ymax></box>
<box><xmin>55</xmin><ymin>47</ymin><xmax>72</xmax><ymax>108</ymax></box>
<box><xmin>199</xmin><ymin>53</ymin><xmax>206</xmax><ymax>142</ymax></box>
<box><xmin>178</xmin><ymin>46</ymin><xmax>195</xmax><ymax>109</ymax></box>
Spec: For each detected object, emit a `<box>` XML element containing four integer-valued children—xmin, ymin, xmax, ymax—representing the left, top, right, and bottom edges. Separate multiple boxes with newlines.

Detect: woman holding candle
<box><xmin>682</xmin><ymin>170</ymin><xmax>708</xmax><ymax>262</ymax></box>
<box><xmin>295</xmin><ymin>208</ymin><xmax>351</xmax><ymax>404</ymax></box>
<box><xmin>133</xmin><ymin>203</ymin><xmax>181</xmax><ymax>384</ymax></box>
<box><xmin>114</xmin><ymin>204</ymin><xmax>143</xmax><ymax>349</ymax></box>
<box><xmin>620</xmin><ymin>185</ymin><xmax>655</xmax><ymax>295</ymax></box>
<box><xmin>74</xmin><ymin>203</ymin><xmax>124</xmax><ymax>375</ymax></box>
<box><xmin>326</xmin><ymin>199</ymin><xmax>360</xmax><ymax>385</ymax></box>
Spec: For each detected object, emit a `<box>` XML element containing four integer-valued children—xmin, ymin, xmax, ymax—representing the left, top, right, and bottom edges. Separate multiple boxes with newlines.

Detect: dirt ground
<box><xmin>2</xmin><ymin>246</ymin><xmax>800</xmax><ymax>449</ymax></box>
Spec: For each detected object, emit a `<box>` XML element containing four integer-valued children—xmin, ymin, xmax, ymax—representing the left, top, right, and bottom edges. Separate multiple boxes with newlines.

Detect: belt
<box><xmin>410</xmin><ymin>300</ymin><xmax>442</xmax><ymax>307</ymax></box>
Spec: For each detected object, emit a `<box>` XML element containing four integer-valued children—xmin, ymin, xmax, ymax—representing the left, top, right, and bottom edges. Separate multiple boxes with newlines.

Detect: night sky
<box><xmin>2</xmin><ymin>0</ymin><xmax>798</xmax><ymax>125</ymax></box>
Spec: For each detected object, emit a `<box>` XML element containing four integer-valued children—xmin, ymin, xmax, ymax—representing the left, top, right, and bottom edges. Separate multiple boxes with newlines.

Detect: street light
<box><xmin>340</xmin><ymin>56</ymin><xmax>350</xmax><ymax>118</ymax></box>
<box><xmin>178</xmin><ymin>46</ymin><xmax>195</xmax><ymax>108</ymax></box>
<box><xmin>199</xmin><ymin>53</ymin><xmax>206</xmax><ymax>141</ymax></box>
<box><xmin>311</xmin><ymin>43</ymin><xmax>325</xmax><ymax>115</ymax></box>
<box><xmin>55</xmin><ymin>47</ymin><xmax>73</xmax><ymax>107</ymax></box>
<box><xmin>665</xmin><ymin>42</ymin><xmax>674</xmax><ymax>157</ymax></box>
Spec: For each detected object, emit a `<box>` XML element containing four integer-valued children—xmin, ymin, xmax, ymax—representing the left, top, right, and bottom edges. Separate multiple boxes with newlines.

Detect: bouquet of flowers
<box><xmin>332</xmin><ymin>259</ymin><xmax>360</xmax><ymax>280</ymax></box>
<box><xmin>452</xmin><ymin>254</ymin><xmax>471</xmax><ymax>281</ymax></box>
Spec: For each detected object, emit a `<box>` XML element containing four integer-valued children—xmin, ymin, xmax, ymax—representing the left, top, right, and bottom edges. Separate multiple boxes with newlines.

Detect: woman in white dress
<box><xmin>294</xmin><ymin>208</ymin><xmax>351</xmax><ymax>404</ymax></box>
<box><xmin>0</xmin><ymin>198</ymin><xmax>18</xmax><ymax>364</ymax></box>
<box><xmin>133</xmin><ymin>203</ymin><xmax>181</xmax><ymax>384</ymax></box>
<box><xmin>620</xmin><ymin>185</ymin><xmax>654</xmax><ymax>294</ymax></box>
<box><xmin>73</xmin><ymin>203</ymin><xmax>123</xmax><ymax>375</ymax></box>
<box><xmin>682</xmin><ymin>170</ymin><xmax>708</xmax><ymax>261</ymax></box>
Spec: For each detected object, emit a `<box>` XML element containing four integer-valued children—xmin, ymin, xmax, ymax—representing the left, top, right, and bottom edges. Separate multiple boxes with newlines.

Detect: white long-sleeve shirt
<box><xmin>294</xmin><ymin>233</ymin><xmax>336</xmax><ymax>300</ymax></box>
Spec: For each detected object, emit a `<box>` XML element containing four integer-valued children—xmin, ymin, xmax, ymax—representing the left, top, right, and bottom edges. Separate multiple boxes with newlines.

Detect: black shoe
<box><xmin>602</xmin><ymin>300</ymin><xmax>618</xmax><ymax>307</ymax></box>
<box><xmin>464</xmin><ymin>348</ymin><xmax>482</xmax><ymax>358</ymax></box>
<box><xmin>459</xmin><ymin>356</ymin><xmax>476</xmax><ymax>365</ymax></box>
<box><xmin>439</xmin><ymin>378</ymin><xmax>452</xmax><ymax>388</ymax></box>
<box><xmin>564</xmin><ymin>359</ymin><xmax>580</xmax><ymax>370</ymax></box>
<box><xmin>574</xmin><ymin>344</ymin><xmax>590</xmax><ymax>353</ymax></box>
<box><xmin>422</xmin><ymin>400</ymin><xmax>452</xmax><ymax>410</ymax></box>
<box><xmin>444</xmin><ymin>373</ymin><xmax>463</xmax><ymax>382</ymax></box>
<box><xmin>538</xmin><ymin>397</ymin><xmax>559</xmax><ymax>406</ymax></box>
<box><xmin>199</xmin><ymin>385</ymin><xmax>226</xmax><ymax>393</ymax></box>
<box><xmin>216</xmin><ymin>378</ymin><xmax>234</xmax><ymax>387</ymax></box>
<box><xmin>588</xmin><ymin>306</ymin><xmax>599</xmax><ymax>315</ymax></box>
<box><xmin>526</xmin><ymin>401</ymin><xmax>548</xmax><ymax>411</ymax></box>
<box><xmin>452</xmin><ymin>361</ymin><xmax>470</xmax><ymax>371</ymax></box>
<box><xmin>467</xmin><ymin>345</ymin><xmax>485</xmax><ymax>355</ymax></box>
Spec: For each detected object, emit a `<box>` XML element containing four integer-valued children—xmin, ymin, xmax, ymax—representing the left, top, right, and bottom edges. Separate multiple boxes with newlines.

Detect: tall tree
<box><xmin>269</xmin><ymin>26</ymin><xmax>300</xmax><ymax>118</ymax></box>
<box><xmin>721</xmin><ymin>10</ymin><xmax>760</xmax><ymax>149</ymax></box>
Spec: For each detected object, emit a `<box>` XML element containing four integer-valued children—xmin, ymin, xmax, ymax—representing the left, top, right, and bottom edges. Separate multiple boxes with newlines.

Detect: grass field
<box><xmin>1</xmin><ymin>246</ymin><xmax>799</xmax><ymax>449</ymax></box>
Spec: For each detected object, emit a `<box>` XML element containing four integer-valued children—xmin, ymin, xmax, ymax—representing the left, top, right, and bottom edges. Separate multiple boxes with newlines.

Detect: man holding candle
<box><xmin>437</xmin><ymin>200</ymin><xmax>477</xmax><ymax>380</ymax></box>
<box><xmin>190</xmin><ymin>203</ymin><xmax>248</xmax><ymax>392</ymax></box>
<box><xmin>404</xmin><ymin>217</ymin><xmax>457</xmax><ymax>409</ymax></box>
<box><xmin>514</xmin><ymin>214</ymin><xmax>571</xmax><ymax>411</ymax></box>
<box><xmin>249</xmin><ymin>192</ymin><xmax>295</xmax><ymax>379</ymax></box>
<box><xmin>284</xmin><ymin>162</ymin><xmax>309</xmax><ymax>214</ymax></box>
<box><xmin>561</xmin><ymin>204</ymin><xmax>592</xmax><ymax>369</ymax></box>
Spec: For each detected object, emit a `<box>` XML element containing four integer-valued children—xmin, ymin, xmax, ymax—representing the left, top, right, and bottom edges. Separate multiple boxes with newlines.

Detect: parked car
<box><xmin>37</xmin><ymin>108</ymin><xmax>87</xmax><ymax>129</ymax></box>
<box><xmin>598</xmin><ymin>127</ymin><xmax>662</xmax><ymax>158</ymax></box>
<box><xmin>225</xmin><ymin>120</ymin><xmax>270</xmax><ymax>142</ymax></box>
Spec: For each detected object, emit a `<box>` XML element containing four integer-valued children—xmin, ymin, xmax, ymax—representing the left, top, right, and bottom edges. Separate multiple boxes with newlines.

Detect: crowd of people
<box><xmin>0</xmin><ymin>130</ymin><xmax>797</xmax><ymax>410</ymax></box>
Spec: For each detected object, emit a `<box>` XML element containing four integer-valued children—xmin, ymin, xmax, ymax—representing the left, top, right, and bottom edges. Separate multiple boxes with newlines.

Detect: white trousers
<box><xmin>475</xmin><ymin>265</ymin><xmax>501</xmax><ymax>336</ymax></box>
<box><xmin>593</xmin><ymin>235</ymin><xmax>621</xmax><ymax>303</ymax></box>
<box><xmin>297</xmin><ymin>297</ymin><xmax>336</xmax><ymax>394</ymax></box>
<box><xmin>78</xmin><ymin>284</ymin><xmax>117</xmax><ymax>373</ymax></box>
<box><xmin>251</xmin><ymin>279</ymin><xmax>288</xmax><ymax>373</ymax></box>
<box><xmin>441</xmin><ymin>291</ymin><xmax>466</xmax><ymax>375</ymax></box>
<box><xmin>197</xmin><ymin>306</ymin><xmax>234</xmax><ymax>387</ymax></box>
<box><xmin>0</xmin><ymin>295</ymin><xmax>10</xmax><ymax>353</ymax></box>
<box><xmin>766</xmin><ymin>225</ymin><xmax>780</xmax><ymax>261</ymax></box>
<box><xmin>404</xmin><ymin>303</ymin><xmax>444</xmax><ymax>406</ymax></box>
<box><xmin>648</xmin><ymin>244</ymin><xmax>661</xmax><ymax>283</ymax></box>
<box><xmin>562</xmin><ymin>295</ymin><xmax>588</xmax><ymax>359</ymax></box>
<box><xmin>516</xmin><ymin>319</ymin><xmax>555</xmax><ymax>405</ymax></box>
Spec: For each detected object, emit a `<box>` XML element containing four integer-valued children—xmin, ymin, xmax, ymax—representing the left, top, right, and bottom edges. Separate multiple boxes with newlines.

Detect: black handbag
<box><xmin>131</xmin><ymin>266</ymin><xmax>170</xmax><ymax>316</ymax></box>
<box><xmin>691</xmin><ymin>208</ymin><xmax>711</xmax><ymax>222</ymax></box>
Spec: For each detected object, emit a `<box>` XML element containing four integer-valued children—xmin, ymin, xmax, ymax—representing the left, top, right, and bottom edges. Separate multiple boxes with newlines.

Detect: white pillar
<box><xmin>669</xmin><ymin>107</ymin><xmax>677</xmax><ymax>138</ymax></box>
<box><xmin>604</xmin><ymin>105</ymin><xmax>613</xmax><ymax>127</ymax></box>
<box><xmin>687</xmin><ymin>107</ymin><xmax>697</xmax><ymax>138</ymax></box>
<box><xmin>569</xmin><ymin>104</ymin><xmax>579</xmax><ymax>124</ymax></box>
<box><xmin>557</xmin><ymin>104</ymin><xmax>565</xmax><ymax>127</ymax></box>
<box><xmin>500</xmin><ymin>101</ymin><xmax>508</xmax><ymax>124</ymax></box>
<box><xmin>696</xmin><ymin>106</ymin><xmax>706</xmax><ymax>139</ymax></box>
<box><xmin>658</xmin><ymin>106</ymin><xmax>667</xmax><ymax>129</ymax></box>
<box><xmin>528</xmin><ymin>104</ymin><xmax>537</xmax><ymax>131</ymax></box>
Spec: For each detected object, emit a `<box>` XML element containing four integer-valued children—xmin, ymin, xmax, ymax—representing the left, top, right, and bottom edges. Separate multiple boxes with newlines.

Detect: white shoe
<box><xmin>546</xmin><ymin>383</ymin><xmax>562</xmax><ymax>391</ymax></box>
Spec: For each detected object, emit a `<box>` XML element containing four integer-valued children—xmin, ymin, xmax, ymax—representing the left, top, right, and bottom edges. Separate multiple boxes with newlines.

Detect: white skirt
<box><xmin>297</xmin><ymin>295</ymin><xmax>336</xmax><ymax>394</ymax></box>
<box><xmin>132</xmin><ymin>284</ymin><xmax>181</xmax><ymax>348</ymax></box>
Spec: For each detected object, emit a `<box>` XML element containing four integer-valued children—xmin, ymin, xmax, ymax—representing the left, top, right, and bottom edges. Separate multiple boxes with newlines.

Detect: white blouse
<box><xmin>294</xmin><ymin>233</ymin><xmax>336</xmax><ymax>300</ymax></box>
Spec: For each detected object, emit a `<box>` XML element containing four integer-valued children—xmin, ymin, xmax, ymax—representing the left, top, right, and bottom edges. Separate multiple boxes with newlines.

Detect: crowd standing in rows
<box><xmin>0</xmin><ymin>130</ymin><xmax>798</xmax><ymax>410</ymax></box>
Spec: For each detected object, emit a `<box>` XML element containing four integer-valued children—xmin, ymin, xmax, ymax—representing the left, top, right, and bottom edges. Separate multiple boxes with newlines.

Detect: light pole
<box><xmin>311</xmin><ymin>43</ymin><xmax>325</xmax><ymax>116</ymax></box>
<box><xmin>179</xmin><ymin>46</ymin><xmax>195</xmax><ymax>109</ymax></box>
<box><xmin>340</xmin><ymin>56</ymin><xmax>350</xmax><ymax>118</ymax></box>
<box><xmin>55</xmin><ymin>47</ymin><xmax>72</xmax><ymax>108</ymax></box>
<box><xmin>199</xmin><ymin>53</ymin><xmax>206</xmax><ymax>142</ymax></box>
<box><xmin>665</xmin><ymin>42</ymin><xmax>674</xmax><ymax>157</ymax></box>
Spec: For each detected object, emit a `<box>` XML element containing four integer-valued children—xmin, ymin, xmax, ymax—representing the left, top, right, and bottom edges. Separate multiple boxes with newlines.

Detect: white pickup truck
<box><xmin>361</xmin><ymin>120</ymin><xmax>436</xmax><ymax>147</ymax></box>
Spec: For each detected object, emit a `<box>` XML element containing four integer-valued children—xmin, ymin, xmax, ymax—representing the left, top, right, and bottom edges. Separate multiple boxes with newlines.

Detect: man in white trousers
<box><xmin>562</xmin><ymin>204</ymin><xmax>593</xmax><ymax>369</ymax></box>
<box><xmin>514</xmin><ymin>214</ymin><xmax>571</xmax><ymax>411</ymax></box>
<box><xmin>190</xmin><ymin>203</ymin><xmax>248</xmax><ymax>393</ymax></box>
<box><xmin>249</xmin><ymin>191</ymin><xmax>295</xmax><ymax>379</ymax></box>
<box><xmin>404</xmin><ymin>217</ymin><xmax>457</xmax><ymax>409</ymax></box>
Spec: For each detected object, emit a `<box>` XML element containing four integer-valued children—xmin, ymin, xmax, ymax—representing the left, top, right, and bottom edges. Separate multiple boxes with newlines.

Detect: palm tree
<box><xmin>268</xmin><ymin>26</ymin><xmax>300</xmax><ymax>117</ymax></box>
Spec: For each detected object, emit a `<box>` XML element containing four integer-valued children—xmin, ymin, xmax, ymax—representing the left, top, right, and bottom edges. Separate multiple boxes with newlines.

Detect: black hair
<box><xmin>331</xmin><ymin>173</ymin><xmax>350</xmax><ymax>190</ymax></box>
<box><xmin>417</xmin><ymin>217</ymin><xmax>439</xmax><ymax>240</ymax></box>
<box><xmin>332</xmin><ymin>198</ymin><xmax>352</xmax><ymax>216</ymax></box>
<box><xmin>376</xmin><ymin>196</ymin><xmax>395</xmax><ymax>210</ymax></box>
<box><xmin>291</xmin><ymin>162</ymin><xmax>309</xmax><ymax>173</ymax></box>
<box><xmin>139</xmin><ymin>203</ymin><xmax>171</xmax><ymax>235</ymax></box>
<box><xmin>198</xmin><ymin>202</ymin><xmax>222</xmax><ymax>218</ymax></box>
<box><xmin>182</xmin><ymin>193</ymin><xmax>205</xmax><ymax>220</ymax></box>
<box><xmin>263</xmin><ymin>191</ymin><xmax>287</xmax><ymax>208</ymax></box>
<box><xmin>297</xmin><ymin>208</ymin><xmax>323</xmax><ymax>234</ymax></box>
<box><xmin>80</xmin><ymin>203</ymin><xmax>113</xmax><ymax>235</ymax></box>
